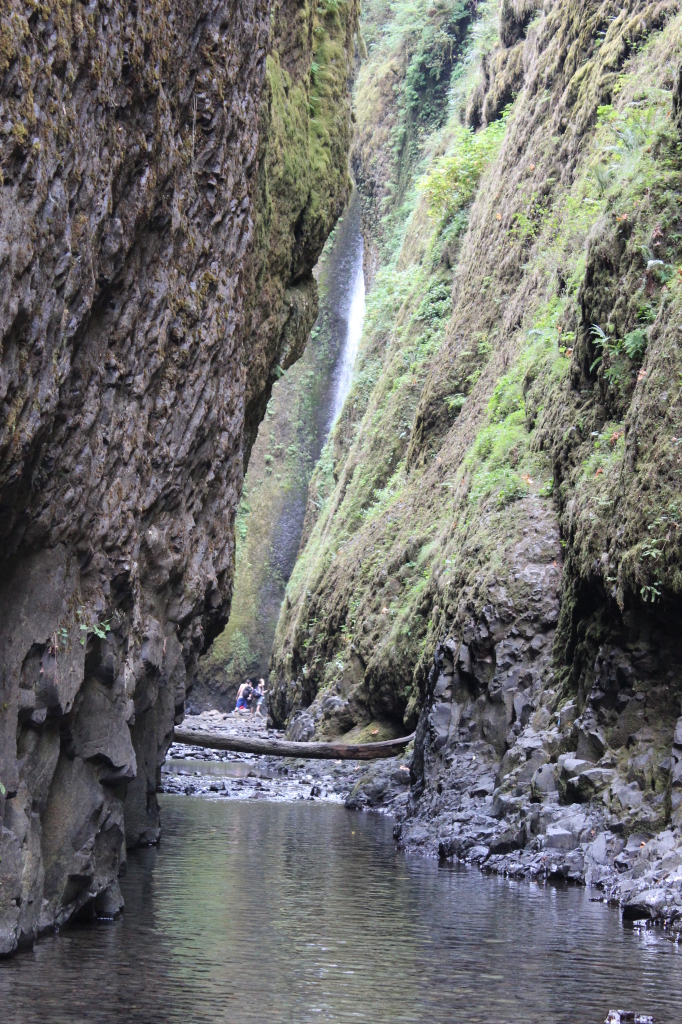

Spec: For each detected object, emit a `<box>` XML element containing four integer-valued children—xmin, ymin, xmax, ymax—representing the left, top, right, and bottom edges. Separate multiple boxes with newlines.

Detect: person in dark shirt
<box><xmin>252</xmin><ymin>678</ymin><xmax>266</xmax><ymax>717</ymax></box>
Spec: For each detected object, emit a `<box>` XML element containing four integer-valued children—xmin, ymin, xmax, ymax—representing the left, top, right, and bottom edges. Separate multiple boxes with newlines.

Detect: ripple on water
<box><xmin>1</xmin><ymin>797</ymin><xmax>681</xmax><ymax>1024</ymax></box>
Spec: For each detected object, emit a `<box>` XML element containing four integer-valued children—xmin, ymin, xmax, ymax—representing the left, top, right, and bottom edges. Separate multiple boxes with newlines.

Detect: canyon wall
<box><xmin>271</xmin><ymin>0</ymin><xmax>682</xmax><ymax>872</ymax></box>
<box><xmin>0</xmin><ymin>0</ymin><xmax>357</xmax><ymax>955</ymax></box>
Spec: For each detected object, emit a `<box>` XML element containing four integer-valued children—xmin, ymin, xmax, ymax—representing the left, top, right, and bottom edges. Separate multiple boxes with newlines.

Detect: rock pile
<box><xmin>388</xmin><ymin>631</ymin><xmax>682</xmax><ymax>935</ymax></box>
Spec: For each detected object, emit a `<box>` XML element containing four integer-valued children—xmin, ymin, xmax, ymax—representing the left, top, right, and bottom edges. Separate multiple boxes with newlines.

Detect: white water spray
<box><xmin>330</xmin><ymin>230</ymin><xmax>365</xmax><ymax>427</ymax></box>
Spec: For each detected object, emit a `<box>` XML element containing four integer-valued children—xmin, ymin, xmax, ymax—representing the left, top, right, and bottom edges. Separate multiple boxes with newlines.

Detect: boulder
<box><xmin>531</xmin><ymin>763</ymin><xmax>558</xmax><ymax>798</ymax></box>
<box><xmin>488</xmin><ymin>827</ymin><xmax>526</xmax><ymax>855</ymax></box>
<box><xmin>574</xmin><ymin>721</ymin><xmax>606</xmax><ymax>762</ymax></box>
<box><xmin>545</xmin><ymin>824</ymin><xmax>580</xmax><ymax>851</ymax></box>
<box><xmin>622</xmin><ymin>888</ymin><xmax>667</xmax><ymax>921</ymax></box>
<box><xmin>565</xmin><ymin>768</ymin><xmax>616</xmax><ymax>804</ymax></box>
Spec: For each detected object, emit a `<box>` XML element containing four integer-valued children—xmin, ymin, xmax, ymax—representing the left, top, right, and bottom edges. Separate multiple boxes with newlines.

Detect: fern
<box><xmin>422</xmin><ymin>107</ymin><xmax>510</xmax><ymax>221</ymax></box>
<box><xmin>590</xmin><ymin>323</ymin><xmax>608</xmax><ymax>372</ymax></box>
<box><xmin>622</xmin><ymin>329</ymin><xmax>647</xmax><ymax>363</ymax></box>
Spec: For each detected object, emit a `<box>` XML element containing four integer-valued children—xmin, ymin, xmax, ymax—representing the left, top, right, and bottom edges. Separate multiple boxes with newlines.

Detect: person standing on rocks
<box><xmin>252</xmin><ymin>678</ymin><xmax>266</xmax><ymax>717</ymax></box>
<box><xmin>235</xmin><ymin>680</ymin><xmax>253</xmax><ymax>712</ymax></box>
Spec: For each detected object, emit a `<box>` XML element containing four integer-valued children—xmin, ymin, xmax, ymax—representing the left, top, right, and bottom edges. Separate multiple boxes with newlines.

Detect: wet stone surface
<box><xmin>162</xmin><ymin>711</ymin><xmax>410</xmax><ymax>805</ymax></box>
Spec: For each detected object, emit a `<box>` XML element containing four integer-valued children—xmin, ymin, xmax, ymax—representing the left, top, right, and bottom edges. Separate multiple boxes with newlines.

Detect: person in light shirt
<box><xmin>252</xmin><ymin>678</ymin><xmax>266</xmax><ymax>717</ymax></box>
<box><xmin>235</xmin><ymin>680</ymin><xmax>252</xmax><ymax>712</ymax></box>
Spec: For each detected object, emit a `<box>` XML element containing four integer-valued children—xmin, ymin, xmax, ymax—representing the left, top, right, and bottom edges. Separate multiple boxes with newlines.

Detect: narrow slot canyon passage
<box><xmin>3</xmin><ymin>2</ymin><xmax>682</xmax><ymax>1021</ymax></box>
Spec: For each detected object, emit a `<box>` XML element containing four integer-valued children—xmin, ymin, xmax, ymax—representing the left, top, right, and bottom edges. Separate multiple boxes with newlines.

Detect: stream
<box><xmin>2</xmin><ymin>795</ymin><xmax>681</xmax><ymax>1024</ymax></box>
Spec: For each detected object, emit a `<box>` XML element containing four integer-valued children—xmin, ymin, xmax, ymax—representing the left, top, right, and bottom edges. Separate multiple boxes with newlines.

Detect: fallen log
<box><xmin>173</xmin><ymin>728</ymin><xmax>415</xmax><ymax>761</ymax></box>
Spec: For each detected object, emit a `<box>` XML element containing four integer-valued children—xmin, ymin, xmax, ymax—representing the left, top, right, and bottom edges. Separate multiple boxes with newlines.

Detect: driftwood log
<box><xmin>173</xmin><ymin>728</ymin><xmax>416</xmax><ymax>761</ymax></box>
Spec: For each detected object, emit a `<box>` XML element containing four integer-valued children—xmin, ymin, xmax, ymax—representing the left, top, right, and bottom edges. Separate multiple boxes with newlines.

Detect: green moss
<box><xmin>270</xmin><ymin>0</ymin><xmax>682</xmax><ymax>737</ymax></box>
<box><xmin>270</xmin><ymin>0</ymin><xmax>501</xmax><ymax>725</ymax></box>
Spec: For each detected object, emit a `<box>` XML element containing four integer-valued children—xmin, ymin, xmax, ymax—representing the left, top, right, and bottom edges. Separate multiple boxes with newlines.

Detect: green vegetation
<box><xmin>422</xmin><ymin>109</ymin><xmax>510</xmax><ymax>222</ymax></box>
<box><xmin>269</xmin><ymin>0</ymin><xmax>682</xmax><ymax>734</ymax></box>
<box><xmin>271</xmin><ymin>0</ymin><xmax>505</xmax><ymax>725</ymax></box>
<box><xmin>197</xmin><ymin>0</ymin><xmax>360</xmax><ymax>707</ymax></box>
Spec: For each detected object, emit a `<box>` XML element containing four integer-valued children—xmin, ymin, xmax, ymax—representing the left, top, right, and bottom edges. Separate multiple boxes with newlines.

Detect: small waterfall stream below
<box><xmin>329</xmin><ymin>213</ymin><xmax>364</xmax><ymax>427</ymax></box>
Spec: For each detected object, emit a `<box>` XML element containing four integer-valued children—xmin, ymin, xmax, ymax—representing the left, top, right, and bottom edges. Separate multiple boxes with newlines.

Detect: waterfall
<box><xmin>196</xmin><ymin>190</ymin><xmax>368</xmax><ymax>707</ymax></box>
<box><xmin>329</xmin><ymin>210</ymin><xmax>365</xmax><ymax>428</ymax></box>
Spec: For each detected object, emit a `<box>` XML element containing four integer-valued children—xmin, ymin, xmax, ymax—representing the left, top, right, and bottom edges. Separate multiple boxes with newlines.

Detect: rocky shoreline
<box><xmin>162</xmin><ymin>710</ymin><xmax>410</xmax><ymax>805</ymax></box>
<box><xmin>165</xmin><ymin>711</ymin><xmax>682</xmax><ymax>944</ymax></box>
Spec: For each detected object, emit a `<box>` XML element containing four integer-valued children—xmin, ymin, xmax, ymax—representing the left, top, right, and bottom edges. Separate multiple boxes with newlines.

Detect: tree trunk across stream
<box><xmin>174</xmin><ymin>727</ymin><xmax>415</xmax><ymax>760</ymax></box>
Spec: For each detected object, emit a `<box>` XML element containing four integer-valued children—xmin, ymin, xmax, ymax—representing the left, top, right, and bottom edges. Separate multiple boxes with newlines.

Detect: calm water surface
<box><xmin>2</xmin><ymin>796</ymin><xmax>681</xmax><ymax>1024</ymax></box>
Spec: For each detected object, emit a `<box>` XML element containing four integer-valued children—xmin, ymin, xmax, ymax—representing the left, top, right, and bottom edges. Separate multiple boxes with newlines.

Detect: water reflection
<box><xmin>1</xmin><ymin>798</ymin><xmax>680</xmax><ymax>1024</ymax></box>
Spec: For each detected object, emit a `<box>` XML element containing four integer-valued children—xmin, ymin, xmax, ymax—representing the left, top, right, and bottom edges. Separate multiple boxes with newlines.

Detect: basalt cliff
<box><xmin>270</xmin><ymin>0</ymin><xmax>682</xmax><ymax>921</ymax></box>
<box><xmin>0</xmin><ymin>0</ymin><xmax>358</xmax><ymax>955</ymax></box>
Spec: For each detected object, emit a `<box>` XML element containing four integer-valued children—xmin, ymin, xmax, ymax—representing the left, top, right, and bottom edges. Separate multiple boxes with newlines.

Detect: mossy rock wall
<box><xmin>0</xmin><ymin>0</ymin><xmax>358</xmax><ymax>955</ymax></box>
<box><xmin>271</xmin><ymin>0</ymin><xmax>682</xmax><ymax>838</ymax></box>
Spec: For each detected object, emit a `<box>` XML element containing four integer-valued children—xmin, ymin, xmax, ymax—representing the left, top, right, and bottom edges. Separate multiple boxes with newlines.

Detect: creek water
<box><xmin>2</xmin><ymin>797</ymin><xmax>681</xmax><ymax>1024</ymax></box>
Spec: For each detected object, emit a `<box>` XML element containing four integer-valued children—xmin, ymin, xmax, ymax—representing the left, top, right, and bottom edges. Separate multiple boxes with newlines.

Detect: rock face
<box><xmin>270</xmin><ymin>0</ymin><xmax>682</xmax><ymax>923</ymax></box>
<box><xmin>0</xmin><ymin>0</ymin><xmax>357</xmax><ymax>955</ymax></box>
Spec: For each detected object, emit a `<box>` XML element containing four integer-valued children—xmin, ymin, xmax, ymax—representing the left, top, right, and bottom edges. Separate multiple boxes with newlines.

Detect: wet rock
<box><xmin>558</xmin><ymin>756</ymin><xmax>593</xmax><ymax>781</ymax></box>
<box><xmin>671</xmin><ymin>716</ymin><xmax>682</xmax><ymax>826</ymax></box>
<box><xmin>488</xmin><ymin>827</ymin><xmax>525</xmax><ymax>856</ymax></box>
<box><xmin>576</xmin><ymin>729</ymin><xmax>606</xmax><ymax>764</ymax></box>
<box><xmin>609</xmin><ymin>781</ymin><xmax>644</xmax><ymax>813</ymax></box>
<box><xmin>605</xmin><ymin>1013</ymin><xmax>655</xmax><ymax>1024</ymax></box>
<box><xmin>438</xmin><ymin>836</ymin><xmax>467</xmax><ymax>860</ymax></box>
<box><xmin>94</xmin><ymin>881</ymin><xmax>124</xmax><ymax>920</ymax></box>
<box><xmin>470</xmin><ymin>776</ymin><xmax>495</xmax><ymax>797</ymax></box>
<box><xmin>468</xmin><ymin>845</ymin><xmax>491</xmax><ymax>864</ymax></box>
<box><xmin>286</xmin><ymin>714</ymin><xmax>316</xmax><ymax>743</ymax></box>
<box><xmin>531</xmin><ymin>763</ymin><xmax>557</xmax><ymax>798</ymax></box>
<box><xmin>622</xmin><ymin>889</ymin><xmax>667</xmax><ymax>921</ymax></box>
<box><xmin>565</xmin><ymin>768</ymin><xmax>616</xmax><ymax>804</ymax></box>
<box><xmin>545</xmin><ymin>825</ymin><xmax>580</xmax><ymax>852</ymax></box>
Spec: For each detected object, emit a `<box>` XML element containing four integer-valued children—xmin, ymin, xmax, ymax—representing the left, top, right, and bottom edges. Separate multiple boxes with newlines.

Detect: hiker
<box><xmin>252</xmin><ymin>678</ymin><xmax>266</xmax><ymax>717</ymax></box>
<box><xmin>235</xmin><ymin>680</ymin><xmax>252</xmax><ymax>712</ymax></box>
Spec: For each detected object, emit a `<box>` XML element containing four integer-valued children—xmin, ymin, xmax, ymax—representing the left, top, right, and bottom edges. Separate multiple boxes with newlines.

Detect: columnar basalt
<box><xmin>0</xmin><ymin>0</ymin><xmax>357</xmax><ymax>955</ymax></box>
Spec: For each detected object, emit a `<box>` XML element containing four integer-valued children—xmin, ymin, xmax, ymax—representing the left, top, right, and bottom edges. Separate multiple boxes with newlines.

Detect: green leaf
<box><xmin>623</xmin><ymin>329</ymin><xmax>647</xmax><ymax>362</ymax></box>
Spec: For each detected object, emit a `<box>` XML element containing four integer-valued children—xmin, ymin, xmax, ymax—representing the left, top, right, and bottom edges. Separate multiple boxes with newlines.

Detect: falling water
<box><xmin>194</xmin><ymin>191</ymin><xmax>367</xmax><ymax>703</ymax></box>
<box><xmin>329</xmin><ymin>216</ymin><xmax>365</xmax><ymax>427</ymax></box>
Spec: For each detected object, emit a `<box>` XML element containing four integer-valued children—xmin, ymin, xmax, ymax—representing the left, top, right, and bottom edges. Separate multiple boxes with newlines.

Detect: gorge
<box><xmin>2</xmin><ymin>0</ymin><xmax>682</xmax><ymax>1020</ymax></box>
